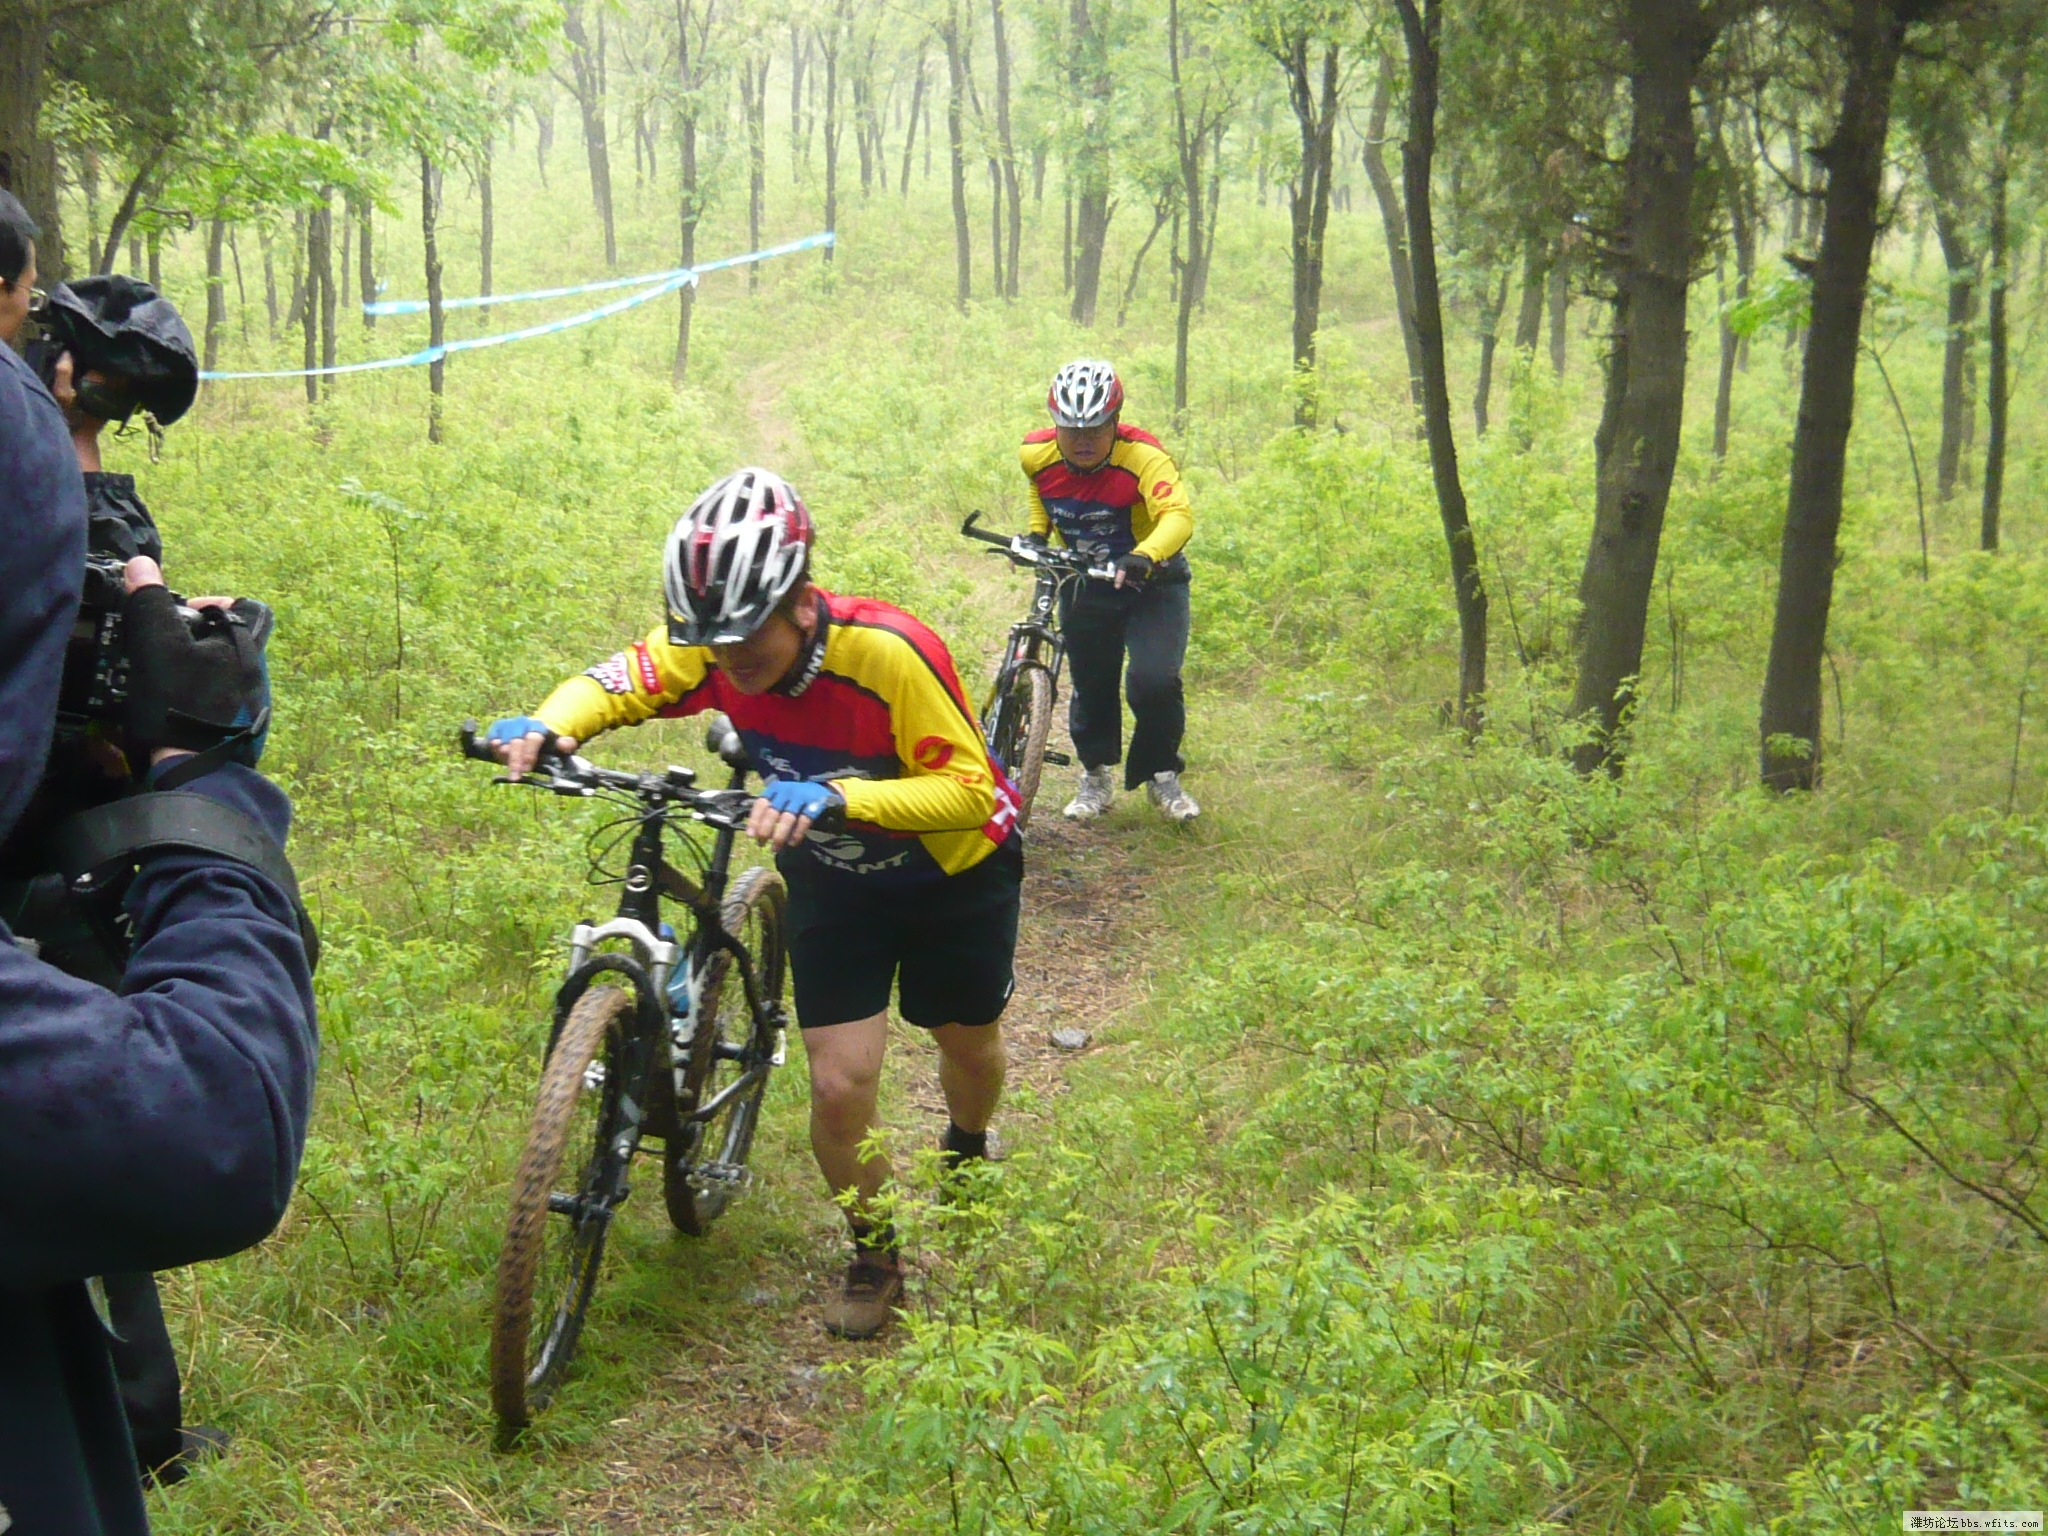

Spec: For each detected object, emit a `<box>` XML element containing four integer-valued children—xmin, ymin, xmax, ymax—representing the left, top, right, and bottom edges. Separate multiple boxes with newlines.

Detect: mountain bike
<box><xmin>959</xmin><ymin>511</ymin><xmax>1116</xmax><ymax>826</ymax></box>
<box><xmin>458</xmin><ymin>715</ymin><xmax>788</xmax><ymax>1435</ymax></box>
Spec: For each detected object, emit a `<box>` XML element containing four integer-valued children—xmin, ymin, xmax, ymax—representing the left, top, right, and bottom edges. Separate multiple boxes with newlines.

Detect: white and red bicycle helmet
<box><xmin>664</xmin><ymin>467</ymin><xmax>815</xmax><ymax>646</ymax></box>
<box><xmin>1047</xmin><ymin>359</ymin><xmax>1124</xmax><ymax>429</ymax></box>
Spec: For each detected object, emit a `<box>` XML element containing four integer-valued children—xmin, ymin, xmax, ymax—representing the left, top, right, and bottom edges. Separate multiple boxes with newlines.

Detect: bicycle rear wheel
<box><xmin>491</xmin><ymin>984</ymin><xmax>636</xmax><ymax>1432</ymax></box>
<box><xmin>988</xmin><ymin>663</ymin><xmax>1055</xmax><ymax>828</ymax></box>
<box><xmin>665</xmin><ymin>866</ymin><xmax>788</xmax><ymax>1235</ymax></box>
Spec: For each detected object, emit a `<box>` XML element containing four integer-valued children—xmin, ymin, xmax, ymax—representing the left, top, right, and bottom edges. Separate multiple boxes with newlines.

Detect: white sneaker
<box><xmin>1063</xmin><ymin>766</ymin><xmax>1116</xmax><ymax>820</ymax></box>
<box><xmin>1147</xmin><ymin>771</ymin><xmax>1200</xmax><ymax>823</ymax></box>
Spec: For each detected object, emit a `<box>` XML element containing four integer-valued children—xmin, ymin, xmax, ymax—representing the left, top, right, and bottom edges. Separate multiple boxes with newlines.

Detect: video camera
<box><xmin>20</xmin><ymin>276</ymin><xmax>210</xmax><ymax>745</ymax></box>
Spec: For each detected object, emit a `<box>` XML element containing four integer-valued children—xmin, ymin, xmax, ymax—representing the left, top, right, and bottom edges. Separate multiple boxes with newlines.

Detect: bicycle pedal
<box><xmin>1043</xmin><ymin>750</ymin><xmax>1072</xmax><ymax>767</ymax></box>
<box><xmin>770</xmin><ymin>1027</ymin><xmax>788</xmax><ymax>1068</ymax></box>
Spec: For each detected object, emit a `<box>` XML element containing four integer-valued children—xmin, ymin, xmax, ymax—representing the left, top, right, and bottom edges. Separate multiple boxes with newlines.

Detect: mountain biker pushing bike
<box><xmin>1021</xmin><ymin>359</ymin><xmax>1199</xmax><ymax>822</ymax></box>
<box><xmin>483</xmin><ymin>467</ymin><xmax>1019</xmax><ymax>1340</ymax></box>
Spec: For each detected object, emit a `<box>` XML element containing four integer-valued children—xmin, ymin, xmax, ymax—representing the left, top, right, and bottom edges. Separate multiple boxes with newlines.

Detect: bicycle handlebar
<box><xmin>458</xmin><ymin>720</ymin><xmax>755</xmax><ymax>827</ymax></box>
<box><xmin>960</xmin><ymin>511</ymin><xmax>1118</xmax><ymax>582</ymax></box>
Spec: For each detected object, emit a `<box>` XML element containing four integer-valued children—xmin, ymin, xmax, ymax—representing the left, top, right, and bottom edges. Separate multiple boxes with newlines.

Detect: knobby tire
<box><xmin>490</xmin><ymin>984</ymin><xmax>636</xmax><ymax>1433</ymax></box>
<box><xmin>665</xmin><ymin>865</ymin><xmax>788</xmax><ymax>1235</ymax></box>
<box><xmin>992</xmin><ymin>664</ymin><xmax>1055</xmax><ymax>829</ymax></box>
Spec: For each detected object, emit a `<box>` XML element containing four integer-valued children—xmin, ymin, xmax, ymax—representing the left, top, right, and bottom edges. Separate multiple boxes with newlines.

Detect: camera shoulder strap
<box><xmin>51</xmin><ymin>791</ymin><xmax>320</xmax><ymax>972</ymax></box>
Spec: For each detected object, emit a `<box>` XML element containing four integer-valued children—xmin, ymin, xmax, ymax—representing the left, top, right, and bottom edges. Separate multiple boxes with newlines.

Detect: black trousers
<box><xmin>1059</xmin><ymin>571</ymin><xmax>1191</xmax><ymax>790</ymax></box>
<box><xmin>102</xmin><ymin>1272</ymin><xmax>183</xmax><ymax>1473</ymax></box>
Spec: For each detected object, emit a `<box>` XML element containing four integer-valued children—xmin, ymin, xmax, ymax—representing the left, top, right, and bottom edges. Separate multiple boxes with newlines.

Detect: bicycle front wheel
<box><xmin>665</xmin><ymin>866</ymin><xmax>788</xmax><ymax>1236</ymax></box>
<box><xmin>491</xmin><ymin>984</ymin><xmax>635</xmax><ymax>1432</ymax></box>
<box><xmin>990</xmin><ymin>664</ymin><xmax>1055</xmax><ymax>828</ymax></box>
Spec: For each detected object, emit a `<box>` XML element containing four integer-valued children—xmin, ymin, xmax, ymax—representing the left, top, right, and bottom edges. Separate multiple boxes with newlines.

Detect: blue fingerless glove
<box><xmin>761</xmin><ymin>777</ymin><xmax>845</xmax><ymax>822</ymax></box>
<box><xmin>484</xmin><ymin>715</ymin><xmax>554</xmax><ymax>746</ymax></box>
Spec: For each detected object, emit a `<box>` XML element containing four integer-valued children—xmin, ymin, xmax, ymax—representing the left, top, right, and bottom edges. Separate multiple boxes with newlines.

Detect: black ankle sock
<box><xmin>942</xmin><ymin>1122</ymin><xmax>989</xmax><ymax>1163</ymax></box>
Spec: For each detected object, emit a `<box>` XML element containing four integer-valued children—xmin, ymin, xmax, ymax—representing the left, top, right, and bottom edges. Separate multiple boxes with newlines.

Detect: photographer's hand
<box><xmin>123</xmin><ymin>556</ymin><xmax>271</xmax><ymax>770</ymax></box>
<box><xmin>123</xmin><ymin>558</ymin><xmax>188</xmax><ymax>768</ymax></box>
<box><xmin>51</xmin><ymin>352</ymin><xmax>109</xmax><ymax>473</ymax></box>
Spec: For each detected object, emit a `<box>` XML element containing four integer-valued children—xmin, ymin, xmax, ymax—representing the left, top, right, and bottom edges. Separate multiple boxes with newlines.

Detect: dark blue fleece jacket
<box><xmin>0</xmin><ymin>342</ymin><xmax>317</xmax><ymax>1534</ymax></box>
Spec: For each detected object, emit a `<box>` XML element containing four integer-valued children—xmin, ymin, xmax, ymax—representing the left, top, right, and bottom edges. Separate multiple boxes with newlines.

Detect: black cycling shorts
<box><xmin>781</xmin><ymin>837</ymin><xmax>1022</xmax><ymax>1030</ymax></box>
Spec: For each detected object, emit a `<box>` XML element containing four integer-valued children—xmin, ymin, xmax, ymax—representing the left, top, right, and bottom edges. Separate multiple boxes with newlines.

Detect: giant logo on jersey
<box><xmin>913</xmin><ymin>735</ymin><xmax>955</xmax><ymax>772</ymax></box>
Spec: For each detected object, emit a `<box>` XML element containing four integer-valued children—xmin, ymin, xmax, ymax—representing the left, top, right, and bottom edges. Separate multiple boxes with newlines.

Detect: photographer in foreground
<box><xmin>0</xmin><ymin>190</ymin><xmax>318</xmax><ymax>1535</ymax></box>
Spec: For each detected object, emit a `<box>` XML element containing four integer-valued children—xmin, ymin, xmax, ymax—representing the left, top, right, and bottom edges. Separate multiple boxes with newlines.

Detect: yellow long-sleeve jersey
<box><xmin>534</xmin><ymin>590</ymin><xmax>1018</xmax><ymax>883</ymax></box>
<box><xmin>1020</xmin><ymin>422</ymin><xmax>1193</xmax><ymax>563</ymax></box>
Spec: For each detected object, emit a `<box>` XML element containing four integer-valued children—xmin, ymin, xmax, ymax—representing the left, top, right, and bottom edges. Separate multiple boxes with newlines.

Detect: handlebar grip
<box><xmin>458</xmin><ymin>719</ymin><xmax>498</xmax><ymax>763</ymax></box>
<box><xmin>959</xmin><ymin>510</ymin><xmax>1015</xmax><ymax>549</ymax></box>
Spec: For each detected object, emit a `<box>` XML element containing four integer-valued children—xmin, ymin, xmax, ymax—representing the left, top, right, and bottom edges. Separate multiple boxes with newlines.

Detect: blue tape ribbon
<box><xmin>362</xmin><ymin>231</ymin><xmax>835</xmax><ymax>315</ymax></box>
<box><xmin>199</xmin><ymin>232</ymin><xmax>833</xmax><ymax>381</ymax></box>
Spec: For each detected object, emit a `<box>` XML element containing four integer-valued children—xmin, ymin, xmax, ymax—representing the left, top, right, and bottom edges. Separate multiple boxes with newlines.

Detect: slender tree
<box><xmin>1394</xmin><ymin>0</ymin><xmax>1486</xmax><ymax>730</ymax></box>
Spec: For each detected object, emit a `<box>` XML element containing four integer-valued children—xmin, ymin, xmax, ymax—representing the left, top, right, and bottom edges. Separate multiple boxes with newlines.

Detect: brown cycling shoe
<box><xmin>822</xmin><ymin>1251</ymin><xmax>904</xmax><ymax>1340</ymax></box>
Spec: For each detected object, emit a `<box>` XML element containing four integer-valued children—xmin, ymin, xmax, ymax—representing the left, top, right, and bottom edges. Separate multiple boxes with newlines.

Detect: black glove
<box><xmin>123</xmin><ymin>587</ymin><xmax>274</xmax><ymax>760</ymax></box>
<box><xmin>1021</xmin><ymin>531</ymin><xmax>1049</xmax><ymax>550</ymax></box>
<box><xmin>1115</xmin><ymin>552</ymin><xmax>1155</xmax><ymax>586</ymax></box>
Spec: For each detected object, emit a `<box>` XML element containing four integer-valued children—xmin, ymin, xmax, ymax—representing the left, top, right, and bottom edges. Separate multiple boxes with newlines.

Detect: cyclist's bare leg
<box><xmin>800</xmin><ymin>1011</ymin><xmax>891</xmax><ymax>1221</ymax></box>
<box><xmin>929</xmin><ymin>1021</ymin><xmax>1005</xmax><ymax>1134</ymax></box>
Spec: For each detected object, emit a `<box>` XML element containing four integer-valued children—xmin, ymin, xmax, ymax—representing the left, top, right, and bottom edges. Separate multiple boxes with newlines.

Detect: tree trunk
<box><xmin>1512</xmin><ymin>230</ymin><xmax>1549</xmax><ymax>363</ymax></box>
<box><xmin>562</xmin><ymin>3</ymin><xmax>617</xmax><ymax>267</ymax></box>
<box><xmin>1067</xmin><ymin>0</ymin><xmax>1114</xmax><ymax>326</ymax></box>
<box><xmin>1981</xmin><ymin>123</ymin><xmax>2009</xmax><ymax>551</ymax></box>
<box><xmin>1063</xmin><ymin>187</ymin><xmax>1073</xmax><ymax>292</ymax></box>
<box><xmin>301</xmin><ymin>205</ymin><xmax>321</xmax><ymax>404</ymax></box>
<box><xmin>748</xmin><ymin>55</ymin><xmax>768</xmax><ymax>288</ymax></box>
<box><xmin>900</xmin><ymin>44</ymin><xmax>927</xmax><ymax>197</ymax></box>
<box><xmin>1759</xmin><ymin>0</ymin><xmax>1934</xmax><ymax>791</ymax></box>
<box><xmin>1569</xmin><ymin>1</ymin><xmax>1719</xmax><ymax>774</ymax></box>
<box><xmin>98</xmin><ymin>146</ymin><xmax>164</xmax><ymax>277</ymax></box>
<box><xmin>422</xmin><ymin>150</ymin><xmax>446</xmax><ymax>444</ymax></box>
<box><xmin>1710</xmin><ymin>104</ymin><xmax>1754</xmax><ymax>458</ymax></box>
<box><xmin>1394</xmin><ymin>0</ymin><xmax>1486</xmax><ymax>730</ymax></box>
<box><xmin>674</xmin><ymin>89</ymin><xmax>699</xmax><ymax>383</ymax></box>
<box><xmin>318</xmin><ymin>196</ymin><xmax>337</xmax><ymax>381</ymax></box>
<box><xmin>203</xmin><ymin>214</ymin><xmax>227</xmax><ymax>377</ymax></box>
<box><xmin>1117</xmin><ymin>195</ymin><xmax>1172</xmax><ymax>327</ymax></box>
<box><xmin>230</xmin><ymin>226</ymin><xmax>249</xmax><ymax>346</ymax></box>
<box><xmin>822</xmin><ymin>13</ymin><xmax>840</xmax><ymax>261</ymax></box>
<box><xmin>790</xmin><ymin>26</ymin><xmax>808</xmax><ymax>182</ymax></box>
<box><xmin>479</xmin><ymin>146</ymin><xmax>494</xmax><ymax>321</ymax></box>
<box><xmin>284</xmin><ymin>211</ymin><xmax>306</xmax><ymax>331</ymax></box>
<box><xmin>1473</xmin><ymin>265</ymin><xmax>1508</xmax><ymax>436</ymax></box>
<box><xmin>0</xmin><ymin>6</ymin><xmax>65</xmax><ymax>279</ymax></box>
<box><xmin>1547</xmin><ymin>245</ymin><xmax>1570</xmax><ymax>374</ymax></box>
<box><xmin>1169</xmin><ymin>0</ymin><xmax>1211</xmax><ymax>421</ymax></box>
<box><xmin>1280</xmin><ymin>40</ymin><xmax>1340</xmax><ymax>427</ymax></box>
<box><xmin>339</xmin><ymin>207</ymin><xmax>353</xmax><ymax>313</ymax></box>
<box><xmin>535</xmin><ymin>99</ymin><xmax>553</xmax><ymax>186</ymax></box>
<box><xmin>357</xmin><ymin>194</ymin><xmax>376</xmax><ymax>328</ymax></box>
<box><xmin>261</xmin><ymin>224</ymin><xmax>279</xmax><ymax>338</ymax></box>
<box><xmin>944</xmin><ymin>3</ymin><xmax>972</xmax><ymax>311</ymax></box>
<box><xmin>1921</xmin><ymin>138</ymin><xmax>1977</xmax><ymax>503</ymax></box>
<box><xmin>1362</xmin><ymin>51</ymin><xmax>1423</xmax><ymax>411</ymax></box>
<box><xmin>992</xmin><ymin>0</ymin><xmax>1022</xmax><ymax>297</ymax></box>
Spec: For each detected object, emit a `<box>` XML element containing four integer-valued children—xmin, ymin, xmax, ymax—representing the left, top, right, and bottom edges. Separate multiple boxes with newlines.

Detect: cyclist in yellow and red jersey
<box><xmin>483</xmin><ymin>467</ymin><xmax>1017</xmax><ymax>1341</ymax></box>
<box><xmin>1020</xmin><ymin>359</ymin><xmax>1200</xmax><ymax>823</ymax></box>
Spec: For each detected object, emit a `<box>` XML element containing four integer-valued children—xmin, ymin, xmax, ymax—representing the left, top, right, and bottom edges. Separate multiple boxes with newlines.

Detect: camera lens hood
<box><xmin>42</xmin><ymin>275</ymin><xmax>199</xmax><ymax>426</ymax></box>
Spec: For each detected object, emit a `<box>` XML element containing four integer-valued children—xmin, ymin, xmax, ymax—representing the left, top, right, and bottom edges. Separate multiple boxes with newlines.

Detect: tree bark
<box><xmin>1393</xmin><ymin>0</ymin><xmax>1487</xmax><ymax>731</ymax></box>
<box><xmin>1473</xmin><ymin>265</ymin><xmax>1508</xmax><ymax>436</ymax></box>
<box><xmin>357</xmin><ymin>193</ymin><xmax>376</xmax><ymax>329</ymax></box>
<box><xmin>1981</xmin><ymin>117</ymin><xmax>2009</xmax><ymax>551</ymax></box>
<box><xmin>822</xmin><ymin>10</ymin><xmax>841</xmax><ymax>262</ymax></box>
<box><xmin>900</xmin><ymin>43</ymin><xmax>927</xmax><ymax>197</ymax></box>
<box><xmin>261</xmin><ymin>224</ymin><xmax>279</xmax><ymax>338</ymax></box>
<box><xmin>1759</xmin><ymin>0</ymin><xmax>1937</xmax><ymax>791</ymax></box>
<box><xmin>203</xmin><ymin>214</ymin><xmax>226</xmax><ymax>378</ymax></box>
<box><xmin>992</xmin><ymin>0</ymin><xmax>1021</xmax><ymax>297</ymax></box>
<box><xmin>562</xmin><ymin>2</ymin><xmax>617</xmax><ymax>267</ymax></box>
<box><xmin>748</xmin><ymin>55</ymin><xmax>768</xmax><ymax>290</ymax></box>
<box><xmin>1169</xmin><ymin>0</ymin><xmax>1213</xmax><ymax>421</ymax></box>
<box><xmin>479</xmin><ymin>145</ymin><xmax>494</xmax><ymax>321</ymax></box>
<box><xmin>301</xmin><ymin>204</ymin><xmax>321</xmax><ymax>404</ymax></box>
<box><xmin>0</xmin><ymin>5</ymin><xmax>65</xmax><ymax>279</ymax></box>
<box><xmin>1278</xmin><ymin>39</ymin><xmax>1340</xmax><ymax>425</ymax></box>
<box><xmin>790</xmin><ymin>26</ymin><xmax>808</xmax><ymax>182</ymax></box>
<box><xmin>422</xmin><ymin>149</ymin><xmax>445</xmax><ymax>444</ymax></box>
<box><xmin>97</xmin><ymin>146</ymin><xmax>165</xmax><ymax>277</ymax></box>
<box><xmin>318</xmin><ymin>196</ymin><xmax>336</xmax><ymax>382</ymax></box>
<box><xmin>1710</xmin><ymin>102</ymin><xmax>1755</xmax><ymax>458</ymax></box>
<box><xmin>673</xmin><ymin>0</ymin><xmax>703</xmax><ymax>383</ymax></box>
<box><xmin>1547</xmin><ymin>244</ymin><xmax>1570</xmax><ymax>374</ymax></box>
<box><xmin>1919</xmin><ymin>132</ymin><xmax>1976</xmax><ymax>501</ymax></box>
<box><xmin>1513</xmin><ymin>231</ymin><xmax>1549</xmax><ymax>355</ymax></box>
<box><xmin>535</xmin><ymin>98</ymin><xmax>553</xmax><ymax>186</ymax></box>
<box><xmin>1117</xmin><ymin>195</ymin><xmax>1172</xmax><ymax>326</ymax></box>
<box><xmin>1067</xmin><ymin>0</ymin><xmax>1114</xmax><ymax>326</ymax></box>
<box><xmin>1569</xmin><ymin>0</ymin><xmax>1720</xmax><ymax>774</ymax></box>
<box><xmin>1362</xmin><ymin>51</ymin><xmax>1423</xmax><ymax>411</ymax></box>
<box><xmin>944</xmin><ymin>2</ymin><xmax>972</xmax><ymax>311</ymax></box>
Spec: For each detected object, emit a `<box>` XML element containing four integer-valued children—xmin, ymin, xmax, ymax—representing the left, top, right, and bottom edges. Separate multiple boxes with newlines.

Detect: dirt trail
<box><xmin>551</xmin><ymin>374</ymin><xmax>1155</xmax><ymax>1533</ymax></box>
